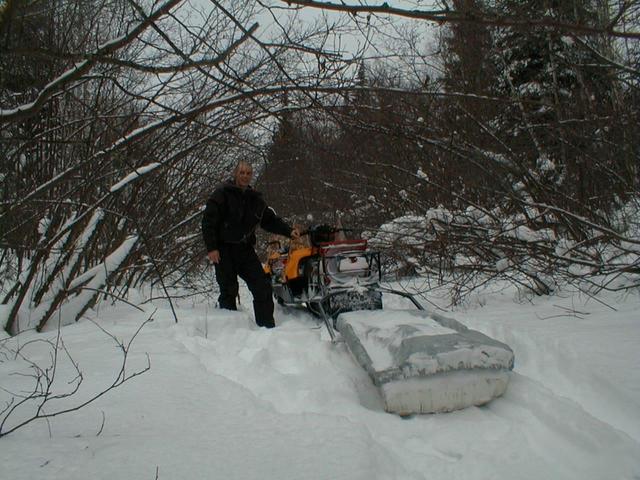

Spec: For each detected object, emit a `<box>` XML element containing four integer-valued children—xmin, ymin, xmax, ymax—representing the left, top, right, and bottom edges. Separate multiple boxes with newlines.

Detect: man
<box><xmin>201</xmin><ymin>161</ymin><xmax>299</xmax><ymax>328</ymax></box>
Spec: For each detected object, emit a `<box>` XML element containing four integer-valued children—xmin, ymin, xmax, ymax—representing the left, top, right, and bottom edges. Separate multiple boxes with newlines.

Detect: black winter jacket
<box><xmin>201</xmin><ymin>180</ymin><xmax>292</xmax><ymax>252</ymax></box>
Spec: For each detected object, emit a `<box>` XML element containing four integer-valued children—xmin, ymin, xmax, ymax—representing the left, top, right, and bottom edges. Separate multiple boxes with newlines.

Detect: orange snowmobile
<box><xmin>264</xmin><ymin>225</ymin><xmax>383</xmax><ymax>338</ymax></box>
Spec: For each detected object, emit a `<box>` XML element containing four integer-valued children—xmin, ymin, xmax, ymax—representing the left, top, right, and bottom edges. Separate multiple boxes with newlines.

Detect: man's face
<box><xmin>234</xmin><ymin>164</ymin><xmax>253</xmax><ymax>188</ymax></box>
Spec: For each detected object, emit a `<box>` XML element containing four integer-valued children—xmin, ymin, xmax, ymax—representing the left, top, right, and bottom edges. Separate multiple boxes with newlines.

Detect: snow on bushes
<box><xmin>368</xmin><ymin>200</ymin><xmax>640</xmax><ymax>298</ymax></box>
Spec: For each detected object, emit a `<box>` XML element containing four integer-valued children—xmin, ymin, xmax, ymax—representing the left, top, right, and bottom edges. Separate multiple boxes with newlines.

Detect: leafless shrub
<box><xmin>259</xmin><ymin>0</ymin><xmax>639</xmax><ymax>300</ymax></box>
<box><xmin>0</xmin><ymin>315</ymin><xmax>151</xmax><ymax>438</ymax></box>
<box><xmin>1</xmin><ymin>0</ymin><xmax>357</xmax><ymax>333</ymax></box>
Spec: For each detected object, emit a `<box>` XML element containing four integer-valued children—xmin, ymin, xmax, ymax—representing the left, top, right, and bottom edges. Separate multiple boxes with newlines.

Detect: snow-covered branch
<box><xmin>0</xmin><ymin>0</ymin><xmax>183</xmax><ymax>123</ymax></box>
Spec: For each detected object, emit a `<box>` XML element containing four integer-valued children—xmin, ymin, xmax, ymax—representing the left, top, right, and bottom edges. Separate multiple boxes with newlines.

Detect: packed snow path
<box><xmin>1</xmin><ymin>283</ymin><xmax>639</xmax><ymax>480</ymax></box>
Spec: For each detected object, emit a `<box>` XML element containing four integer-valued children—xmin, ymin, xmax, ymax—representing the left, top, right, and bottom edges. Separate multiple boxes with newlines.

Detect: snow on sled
<box><xmin>336</xmin><ymin>309</ymin><xmax>515</xmax><ymax>415</ymax></box>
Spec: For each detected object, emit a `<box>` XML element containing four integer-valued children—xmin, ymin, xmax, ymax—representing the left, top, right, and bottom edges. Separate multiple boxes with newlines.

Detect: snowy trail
<box><xmin>1</xmin><ymin>284</ymin><xmax>639</xmax><ymax>480</ymax></box>
<box><xmin>452</xmin><ymin>288</ymin><xmax>640</xmax><ymax>444</ymax></box>
<box><xmin>164</xmin><ymin>296</ymin><xmax>640</xmax><ymax>480</ymax></box>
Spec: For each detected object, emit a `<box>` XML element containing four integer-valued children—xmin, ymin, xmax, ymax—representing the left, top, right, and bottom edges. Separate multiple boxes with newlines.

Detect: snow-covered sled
<box><xmin>337</xmin><ymin>309</ymin><xmax>515</xmax><ymax>414</ymax></box>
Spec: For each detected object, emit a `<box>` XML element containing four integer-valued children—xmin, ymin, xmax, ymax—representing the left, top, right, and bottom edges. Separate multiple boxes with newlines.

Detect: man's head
<box><xmin>233</xmin><ymin>161</ymin><xmax>253</xmax><ymax>189</ymax></box>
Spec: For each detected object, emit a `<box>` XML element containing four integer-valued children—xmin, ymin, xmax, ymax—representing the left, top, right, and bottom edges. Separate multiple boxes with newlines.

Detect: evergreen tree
<box><xmin>489</xmin><ymin>0</ymin><xmax>629</xmax><ymax>213</ymax></box>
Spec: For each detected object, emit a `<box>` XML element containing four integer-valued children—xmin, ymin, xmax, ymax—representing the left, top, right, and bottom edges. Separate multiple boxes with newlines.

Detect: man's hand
<box><xmin>290</xmin><ymin>228</ymin><xmax>300</xmax><ymax>240</ymax></box>
<box><xmin>208</xmin><ymin>250</ymin><xmax>220</xmax><ymax>264</ymax></box>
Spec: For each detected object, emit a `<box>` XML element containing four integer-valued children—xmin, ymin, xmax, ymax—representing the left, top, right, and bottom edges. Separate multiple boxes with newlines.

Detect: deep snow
<box><xmin>1</xmin><ymin>280</ymin><xmax>639</xmax><ymax>480</ymax></box>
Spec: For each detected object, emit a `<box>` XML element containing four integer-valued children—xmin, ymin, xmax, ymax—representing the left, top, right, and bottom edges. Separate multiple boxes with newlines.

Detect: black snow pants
<box><xmin>214</xmin><ymin>243</ymin><xmax>275</xmax><ymax>328</ymax></box>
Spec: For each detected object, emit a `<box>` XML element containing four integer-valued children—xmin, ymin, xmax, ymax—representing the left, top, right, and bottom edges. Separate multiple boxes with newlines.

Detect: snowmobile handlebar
<box><xmin>266</xmin><ymin>225</ymin><xmax>348</xmax><ymax>247</ymax></box>
<box><xmin>299</xmin><ymin>225</ymin><xmax>346</xmax><ymax>236</ymax></box>
<box><xmin>301</xmin><ymin>224</ymin><xmax>361</xmax><ymax>235</ymax></box>
<box><xmin>298</xmin><ymin>224</ymin><xmax>359</xmax><ymax>247</ymax></box>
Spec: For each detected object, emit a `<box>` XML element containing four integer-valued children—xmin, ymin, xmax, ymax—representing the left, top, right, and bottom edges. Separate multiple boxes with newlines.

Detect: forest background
<box><xmin>1</xmin><ymin>0</ymin><xmax>638</xmax><ymax>335</ymax></box>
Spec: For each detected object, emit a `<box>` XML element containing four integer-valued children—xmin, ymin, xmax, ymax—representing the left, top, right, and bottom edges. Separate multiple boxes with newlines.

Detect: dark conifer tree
<box><xmin>489</xmin><ymin>0</ymin><xmax>631</xmax><ymax>214</ymax></box>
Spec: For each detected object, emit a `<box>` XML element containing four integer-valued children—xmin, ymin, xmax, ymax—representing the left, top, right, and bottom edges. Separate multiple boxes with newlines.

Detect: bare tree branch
<box><xmin>0</xmin><ymin>316</ymin><xmax>152</xmax><ymax>438</ymax></box>
<box><xmin>280</xmin><ymin>0</ymin><xmax>640</xmax><ymax>39</ymax></box>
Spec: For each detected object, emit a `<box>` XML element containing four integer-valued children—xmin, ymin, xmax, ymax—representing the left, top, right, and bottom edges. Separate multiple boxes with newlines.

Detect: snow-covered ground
<box><xmin>1</xmin><ymin>280</ymin><xmax>639</xmax><ymax>480</ymax></box>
